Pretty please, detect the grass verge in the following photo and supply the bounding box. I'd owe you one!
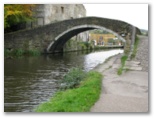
[35,71,102,112]
[117,55,128,75]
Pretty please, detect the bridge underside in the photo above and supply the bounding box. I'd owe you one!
[48,27,96,53]
[47,26,126,53]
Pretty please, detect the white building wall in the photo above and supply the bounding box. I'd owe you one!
[37,4,86,24]
[31,4,88,42]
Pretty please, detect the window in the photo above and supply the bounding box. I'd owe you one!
[61,7,64,13]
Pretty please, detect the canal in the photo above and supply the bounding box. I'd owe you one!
[4,49,123,112]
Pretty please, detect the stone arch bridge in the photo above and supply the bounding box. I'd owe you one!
[4,17,141,54]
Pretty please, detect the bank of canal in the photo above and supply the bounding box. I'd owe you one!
[4,49,123,112]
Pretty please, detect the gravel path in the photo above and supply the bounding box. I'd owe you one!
[134,35,149,71]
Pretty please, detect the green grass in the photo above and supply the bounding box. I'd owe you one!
[117,67,123,75]
[4,48,41,56]
[121,55,128,67]
[131,36,140,59]
[35,71,102,112]
[117,55,128,75]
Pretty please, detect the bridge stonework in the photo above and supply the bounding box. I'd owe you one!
[4,17,140,54]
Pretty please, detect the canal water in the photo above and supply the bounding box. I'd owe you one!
[4,49,123,112]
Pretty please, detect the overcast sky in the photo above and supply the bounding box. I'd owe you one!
[84,4,148,30]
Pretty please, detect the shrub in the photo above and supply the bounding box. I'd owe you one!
[60,68,87,90]
[83,42,90,48]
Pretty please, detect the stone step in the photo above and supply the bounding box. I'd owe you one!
[124,66,142,71]
[112,64,121,69]
[125,63,141,67]
[125,61,141,65]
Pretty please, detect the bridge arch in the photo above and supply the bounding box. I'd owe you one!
[47,24,126,53]
[5,17,140,54]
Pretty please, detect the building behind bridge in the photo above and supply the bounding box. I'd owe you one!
[29,4,86,26]
[89,33,123,46]
[26,4,88,43]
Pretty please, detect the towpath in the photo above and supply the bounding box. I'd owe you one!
[90,35,148,112]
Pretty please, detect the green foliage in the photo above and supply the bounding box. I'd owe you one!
[67,40,72,47]
[27,50,41,56]
[108,38,115,44]
[35,71,102,112]
[79,42,92,50]
[131,36,140,59]
[60,68,87,90]
[82,42,90,48]
[117,67,123,75]
[121,55,128,67]
[79,43,86,50]
[117,55,128,75]
[79,42,91,48]
[90,29,110,34]
[4,49,25,56]
[4,48,41,56]
[4,4,35,29]
[13,49,25,56]
[140,29,148,36]
[4,49,11,56]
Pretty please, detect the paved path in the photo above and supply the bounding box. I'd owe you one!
[90,35,148,112]
[134,35,149,71]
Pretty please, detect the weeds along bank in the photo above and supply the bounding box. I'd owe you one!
[4,41,93,57]
[117,36,140,75]
[35,68,102,112]
[4,49,41,57]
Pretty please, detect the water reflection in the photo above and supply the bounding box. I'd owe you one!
[84,49,123,71]
[4,49,123,112]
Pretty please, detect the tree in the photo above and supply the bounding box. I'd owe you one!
[4,4,35,29]
[108,38,114,43]
[108,38,117,45]
[89,29,110,34]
